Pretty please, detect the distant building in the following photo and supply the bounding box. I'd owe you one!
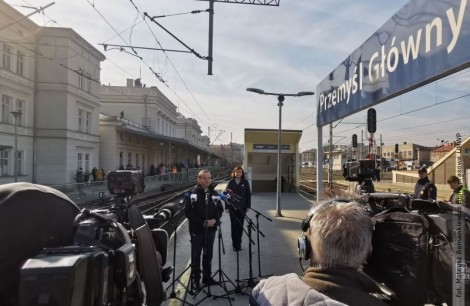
[381,142,431,168]
[0,2,105,184]
[210,143,244,166]
[301,149,316,166]
[430,143,455,163]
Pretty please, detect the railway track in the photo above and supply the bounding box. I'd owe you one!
[80,174,231,233]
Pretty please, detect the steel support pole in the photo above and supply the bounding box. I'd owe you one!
[276,95,284,217]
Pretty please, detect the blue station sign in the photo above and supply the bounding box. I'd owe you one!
[316,0,470,127]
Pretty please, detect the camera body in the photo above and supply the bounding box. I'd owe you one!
[363,193,470,305]
[19,205,169,306]
[343,159,375,181]
[107,170,145,196]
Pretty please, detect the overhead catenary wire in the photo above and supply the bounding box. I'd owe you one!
[84,0,214,132]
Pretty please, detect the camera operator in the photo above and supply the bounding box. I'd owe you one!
[414,167,437,200]
[184,170,224,290]
[447,175,470,208]
[251,200,387,306]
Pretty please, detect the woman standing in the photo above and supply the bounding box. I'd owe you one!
[226,166,252,251]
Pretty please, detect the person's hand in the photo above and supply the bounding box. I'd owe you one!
[207,219,217,227]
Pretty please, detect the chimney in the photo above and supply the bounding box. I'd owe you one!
[135,78,142,87]
[126,79,133,87]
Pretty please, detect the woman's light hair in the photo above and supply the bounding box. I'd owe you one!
[308,200,372,269]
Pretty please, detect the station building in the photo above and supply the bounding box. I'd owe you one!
[0,2,105,185]
[99,80,215,174]
[244,128,302,192]
[0,2,219,185]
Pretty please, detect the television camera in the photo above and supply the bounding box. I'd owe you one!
[0,176,174,306]
[362,193,470,305]
[342,159,376,181]
[343,159,376,194]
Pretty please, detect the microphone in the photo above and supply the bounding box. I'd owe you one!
[154,202,179,223]
[224,189,241,201]
[183,191,191,199]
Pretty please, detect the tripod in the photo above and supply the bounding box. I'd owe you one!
[225,199,255,295]
[208,223,235,303]
[250,207,273,278]
[165,208,195,306]
[242,217,258,288]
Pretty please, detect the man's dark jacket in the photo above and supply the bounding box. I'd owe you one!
[184,184,224,234]
[414,177,437,200]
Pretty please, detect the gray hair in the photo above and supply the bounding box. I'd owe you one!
[197,170,211,178]
[308,199,372,269]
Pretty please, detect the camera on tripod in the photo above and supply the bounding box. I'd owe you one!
[342,159,376,181]
[0,181,171,306]
[107,170,145,196]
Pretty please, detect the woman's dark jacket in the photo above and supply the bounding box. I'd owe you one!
[226,178,251,210]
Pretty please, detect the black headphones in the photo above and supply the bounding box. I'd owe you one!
[298,214,313,260]
[298,199,351,261]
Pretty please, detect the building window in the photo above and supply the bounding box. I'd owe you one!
[2,95,11,123]
[0,150,9,176]
[16,151,23,175]
[86,111,91,133]
[85,153,90,173]
[119,151,124,166]
[16,50,24,76]
[136,153,140,168]
[127,152,132,167]
[2,43,12,71]
[77,153,83,170]
[87,73,92,93]
[15,99,24,125]
[78,109,84,131]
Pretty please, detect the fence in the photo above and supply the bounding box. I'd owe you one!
[51,167,224,205]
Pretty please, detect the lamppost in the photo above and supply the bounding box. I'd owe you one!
[246,88,314,217]
[10,111,22,182]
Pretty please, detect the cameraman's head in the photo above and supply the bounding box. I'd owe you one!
[307,200,372,269]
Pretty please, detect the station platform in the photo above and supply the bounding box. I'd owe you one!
[162,190,316,306]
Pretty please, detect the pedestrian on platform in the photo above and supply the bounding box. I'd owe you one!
[96,167,104,181]
[91,167,97,182]
[75,168,86,198]
[251,199,387,306]
[226,166,251,251]
[447,175,470,208]
[184,170,224,290]
[413,167,437,200]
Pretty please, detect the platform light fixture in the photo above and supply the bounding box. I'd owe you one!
[246,88,314,217]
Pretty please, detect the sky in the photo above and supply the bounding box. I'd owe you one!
[8,0,470,151]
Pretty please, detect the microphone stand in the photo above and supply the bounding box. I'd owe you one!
[243,216,258,288]
[165,206,195,306]
[225,200,253,296]
[249,207,273,278]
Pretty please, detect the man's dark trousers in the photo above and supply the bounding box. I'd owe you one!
[190,231,216,282]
